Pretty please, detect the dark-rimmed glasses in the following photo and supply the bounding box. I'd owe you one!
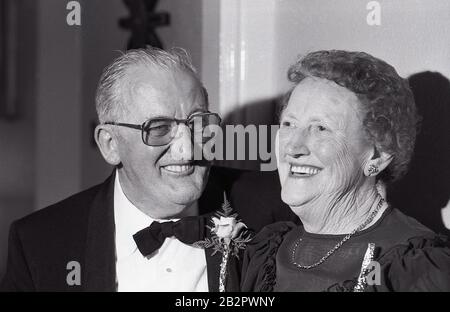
[103,112,221,146]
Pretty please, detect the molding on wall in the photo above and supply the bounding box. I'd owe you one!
[202,0,278,124]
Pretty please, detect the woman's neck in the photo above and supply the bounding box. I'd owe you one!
[298,183,385,235]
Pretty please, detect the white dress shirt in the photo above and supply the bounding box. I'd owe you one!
[114,172,208,292]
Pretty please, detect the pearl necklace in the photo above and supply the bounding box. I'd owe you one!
[291,197,385,270]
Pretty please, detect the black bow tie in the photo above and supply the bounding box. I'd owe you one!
[133,216,206,257]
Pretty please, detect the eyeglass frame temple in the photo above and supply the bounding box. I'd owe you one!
[103,112,221,129]
[165,112,222,127]
[103,121,143,130]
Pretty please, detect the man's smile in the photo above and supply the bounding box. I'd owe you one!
[161,163,195,176]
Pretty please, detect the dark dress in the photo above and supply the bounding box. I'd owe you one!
[241,207,450,292]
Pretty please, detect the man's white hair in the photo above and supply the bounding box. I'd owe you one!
[95,46,205,124]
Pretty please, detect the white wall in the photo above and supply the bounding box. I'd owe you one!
[273,0,450,93]
[205,0,450,171]
[204,0,450,112]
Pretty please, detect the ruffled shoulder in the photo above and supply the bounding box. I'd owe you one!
[369,235,450,292]
[241,221,297,292]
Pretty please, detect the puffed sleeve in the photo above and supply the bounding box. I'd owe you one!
[369,235,450,292]
[240,222,296,292]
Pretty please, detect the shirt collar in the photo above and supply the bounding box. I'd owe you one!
[114,172,155,260]
[113,170,199,260]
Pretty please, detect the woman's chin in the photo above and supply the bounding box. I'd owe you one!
[282,189,320,216]
[282,194,308,210]
[289,204,309,219]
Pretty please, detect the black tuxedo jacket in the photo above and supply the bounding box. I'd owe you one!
[0,167,298,292]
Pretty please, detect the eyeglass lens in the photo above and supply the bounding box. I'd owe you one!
[142,114,220,146]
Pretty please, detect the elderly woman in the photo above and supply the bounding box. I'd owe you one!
[241,50,450,292]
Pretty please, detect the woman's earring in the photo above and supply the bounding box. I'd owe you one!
[367,164,379,176]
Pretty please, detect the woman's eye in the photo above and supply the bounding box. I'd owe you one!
[309,124,329,134]
[281,121,292,127]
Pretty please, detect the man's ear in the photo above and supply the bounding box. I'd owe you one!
[363,147,393,177]
[94,125,121,166]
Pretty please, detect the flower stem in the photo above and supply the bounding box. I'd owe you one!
[219,245,230,292]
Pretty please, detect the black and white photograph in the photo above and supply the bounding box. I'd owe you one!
[0,0,449,300]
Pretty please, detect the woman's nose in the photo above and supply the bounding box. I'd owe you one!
[284,130,311,158]
[170,124,193,161]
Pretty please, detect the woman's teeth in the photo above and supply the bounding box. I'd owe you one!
[290,165,321,176]
[164,165,193,173]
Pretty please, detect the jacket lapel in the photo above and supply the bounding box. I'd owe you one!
[83,172,117,291]
[204,239,222,292]
[198,211,219,292]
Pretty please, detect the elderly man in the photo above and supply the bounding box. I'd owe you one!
[1,47,297,292]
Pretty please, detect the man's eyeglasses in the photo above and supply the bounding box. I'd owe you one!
[104,112,221,146]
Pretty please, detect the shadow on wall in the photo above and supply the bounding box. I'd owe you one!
[388,71,450,236]
[215,95,283,171]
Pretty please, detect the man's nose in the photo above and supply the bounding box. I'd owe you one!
[284,129,311,159]
[170,124,193,161]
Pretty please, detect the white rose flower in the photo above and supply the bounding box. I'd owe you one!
[212,216,246,245]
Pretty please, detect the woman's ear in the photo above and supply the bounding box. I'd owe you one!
[364,147,393,177]
[94,125,121,166]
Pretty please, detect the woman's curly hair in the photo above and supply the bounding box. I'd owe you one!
[284,50,419,183]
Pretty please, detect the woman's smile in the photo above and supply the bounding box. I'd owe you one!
[289,164,322,177]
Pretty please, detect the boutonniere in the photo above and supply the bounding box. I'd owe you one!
[194,192,253,292]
